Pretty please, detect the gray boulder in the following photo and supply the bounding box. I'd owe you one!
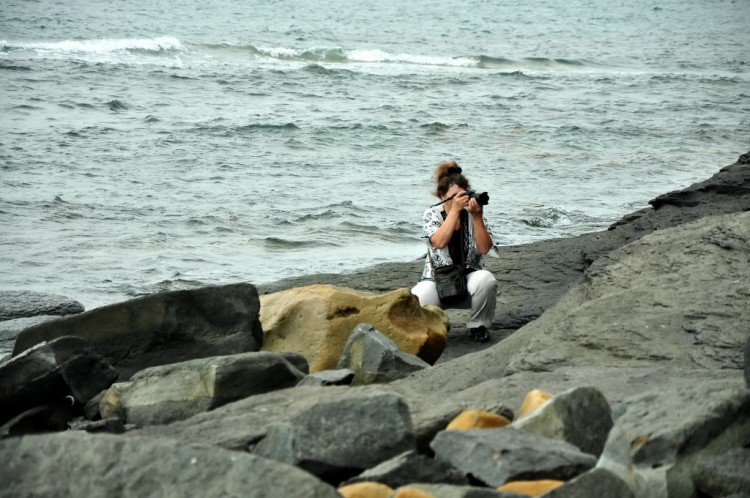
[512,386,612,457]
[0,291,84,322]
[430,427,596,487]
[692,448,750,498]
[99,352,307,426]
[598,383,750,498]
[337,323,430,385]
[542,468,635,498]
[254,391,415,480]
[11,283,264,379]
[0,336,118,425]
[344,450,468,488]
[0,432,340,498]
[298,368,355,387]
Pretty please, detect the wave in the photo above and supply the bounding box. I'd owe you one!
[263,236,339,250]
[199,42,594,70]
[519,206,607,230]
[1,36,596,72]
[1,36,184,54]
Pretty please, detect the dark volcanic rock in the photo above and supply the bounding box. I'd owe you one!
[11,283,264,380]
[254,391,415,482]
[1,402,74,438]
[100,352,308,426]
[0,336,118,425]
[430,427,597,487]
[0,291,84,322]
[512,386,613,457]
[337,323,431,385]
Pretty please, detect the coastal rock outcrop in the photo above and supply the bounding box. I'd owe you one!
[260,285,448,371]
[1,158,748,497]
[0,432,341,498]
[392,211,750,404]
[11,283,263,379]
[99,352,308,426]
[337,323,431,385]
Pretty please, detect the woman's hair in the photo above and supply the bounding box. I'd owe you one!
[434,160,470,198]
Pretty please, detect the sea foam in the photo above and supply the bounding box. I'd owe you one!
[1,36,184,54]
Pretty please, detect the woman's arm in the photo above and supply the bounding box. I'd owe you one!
[428,192,469,249]
[428,209,460,249]
[468,198,493,254]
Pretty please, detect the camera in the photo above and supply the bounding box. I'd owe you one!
[466,189,490,206]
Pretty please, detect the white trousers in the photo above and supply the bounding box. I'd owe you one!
[411,269,497,329]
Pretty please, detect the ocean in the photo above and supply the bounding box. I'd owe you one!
[1,0,748,310]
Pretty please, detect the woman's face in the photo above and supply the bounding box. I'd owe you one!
[442,183,465,201]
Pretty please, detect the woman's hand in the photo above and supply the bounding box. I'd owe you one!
[466,196,483,216]
[450,190,470,214]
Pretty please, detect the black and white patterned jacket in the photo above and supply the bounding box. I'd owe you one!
[419,205,496,280]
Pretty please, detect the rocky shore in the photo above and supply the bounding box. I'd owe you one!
[1,152,748,498]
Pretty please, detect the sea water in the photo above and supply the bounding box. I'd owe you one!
[1,0,748,309]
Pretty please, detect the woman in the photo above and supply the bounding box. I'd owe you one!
[411,161,497,342]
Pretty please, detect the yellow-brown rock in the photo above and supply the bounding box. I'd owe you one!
[260,285,449,372]
[446,409,511,430]
[390,488,436,498]
[517,389,553,420]
[497,480,564,496]
[338,481,393,498]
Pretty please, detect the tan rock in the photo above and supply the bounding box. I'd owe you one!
[390,488,436,498]
[260,285,449,372]
[497,480,564,496]
[338,481,394,498]
[446,409,511,430]
[517,389,552,420]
